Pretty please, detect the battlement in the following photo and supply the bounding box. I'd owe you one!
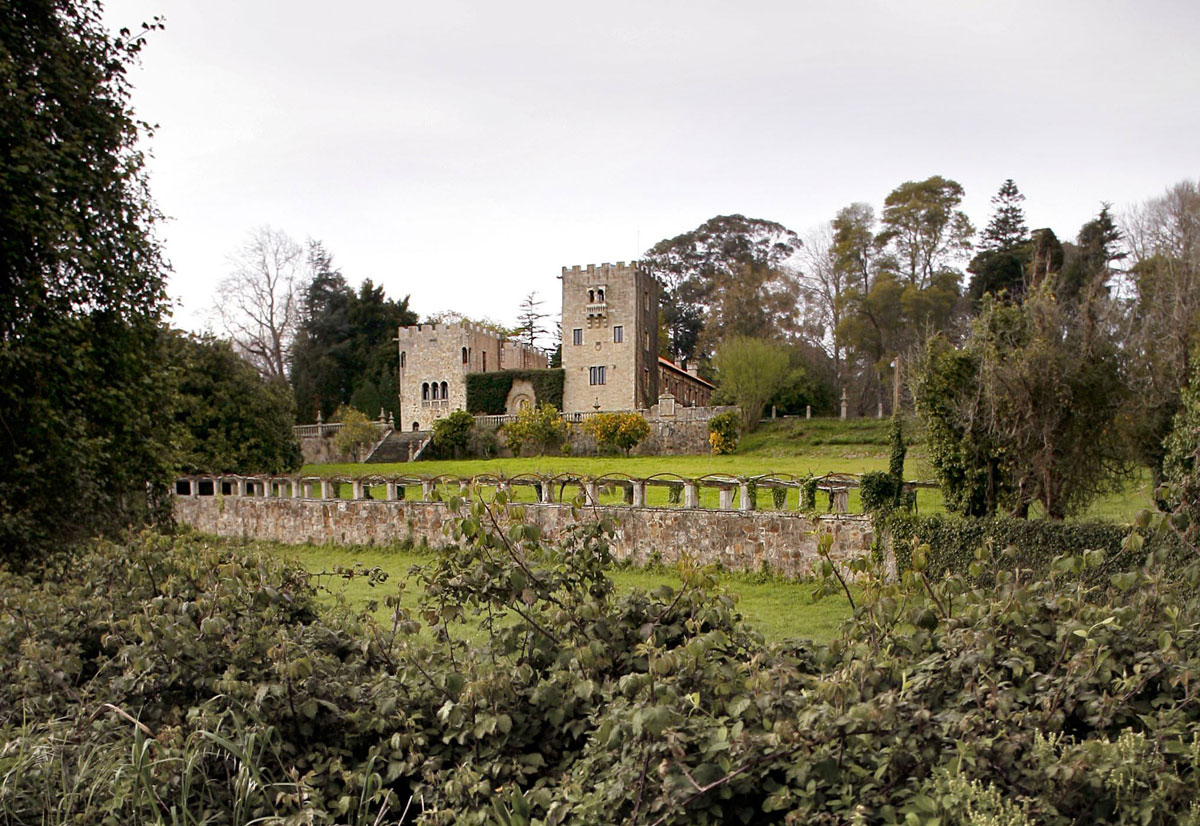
[561,261,647,278]
[396,321,505,340]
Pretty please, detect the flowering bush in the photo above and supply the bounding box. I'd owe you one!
[583,412,651,456]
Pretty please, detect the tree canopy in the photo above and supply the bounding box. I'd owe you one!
[0,0,172,560]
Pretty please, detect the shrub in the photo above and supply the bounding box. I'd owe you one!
[432,409,474,458]
[801,474,819,511]
[501,403,566,456]
[332,405,378,461]
[583,412,651,456]
[708,411,741,454]
[860,470,900,514]
[772,486,787,510]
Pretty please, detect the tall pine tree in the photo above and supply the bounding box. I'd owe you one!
[980,179,1029,252]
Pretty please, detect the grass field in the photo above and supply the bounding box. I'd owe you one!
[301,417,1151,521]
[283,541,853,644]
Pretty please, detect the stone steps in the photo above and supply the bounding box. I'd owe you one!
[365,430,431,463]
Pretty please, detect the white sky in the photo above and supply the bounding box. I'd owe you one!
[102,0,1200,332]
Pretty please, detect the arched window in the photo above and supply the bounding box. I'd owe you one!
[440,381,448,399]
[400,351,406,369]
[588,289,595,303]
[430,382,439,400]
[422,382,429,401]
[597,288,604,302]
[462,347,468,364]
[412,421,420,431]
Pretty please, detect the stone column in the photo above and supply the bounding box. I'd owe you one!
[840,389,848,420]
[585,480,599,506]
[806,405,811,420]
[540,478,554,503]
[352,479,365,500]
[188,477,198,498]
[632,481,646,507]
[719,486,733,510]
[385,480,398,500]
[320,479,333,499]
[293,478,304,499]
[738,480,752,512]
[236,477,248,497]
[683,481,698,508]
[421,480,433,501]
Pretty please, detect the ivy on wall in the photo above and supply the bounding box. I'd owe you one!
[465,369,564,414]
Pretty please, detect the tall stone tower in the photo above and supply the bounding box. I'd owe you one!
[561,261,659,413]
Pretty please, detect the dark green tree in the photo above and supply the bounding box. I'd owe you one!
[290,245,417,424]
[979,178,1029,252]
[642,214,801,363]
[1057,206,1125,303]
[0,0,172,561]
[967,179,1032,303]
[167,333,301,474]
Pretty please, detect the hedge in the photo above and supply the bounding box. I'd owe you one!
[465,369,564,414]
[885,513,1155,580]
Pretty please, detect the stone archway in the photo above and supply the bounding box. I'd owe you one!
[504,379,537,415]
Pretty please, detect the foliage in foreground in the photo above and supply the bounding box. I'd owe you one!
[2,511,1200,824]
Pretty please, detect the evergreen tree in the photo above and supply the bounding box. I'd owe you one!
[979,179,1029,252]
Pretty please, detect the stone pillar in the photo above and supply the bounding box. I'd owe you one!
[738,480,752,512]
[188,477,198,498]
[833,488,849,513]
[771,405,776,420]
[541,478,554,503]
[293,478,304,499]
[840,389,848,420]
[632,481,646,507]
[585,480,598,505]
[683,481,698,508]
[806,405,811,420]
[719,487,733,510]
[421,480,433,501]
[236,477,248,497]
[385,480,398,500]
[320,479,333,499]
[352,479,365,500]
[877,400,884,419]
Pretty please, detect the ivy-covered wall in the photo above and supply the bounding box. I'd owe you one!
[466,369,564,414]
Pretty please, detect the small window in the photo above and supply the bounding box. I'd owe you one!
[589,366,606,386]
[412,421,420,431]
[440,381,448,399]
[588,289,595,303]
[644,332,650,351]
[572,328,583,346]
[422,382,429,401]
[597,288,604,302]
[613,325,623,343]
[429,382,438,400]
[462,347,468,365]
[644,290,649,310]
[482,351,487,372]
[400,351,406,369]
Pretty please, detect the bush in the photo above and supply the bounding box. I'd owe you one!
[860,470,900,514]
[884,512,1174,580]
[5,511,1200,824]
[583,412,651,456]
[432,409,474,458]
[464,369,564,414]
[332,405,378,461]
[708,411,741,454]
[501,403,566,456]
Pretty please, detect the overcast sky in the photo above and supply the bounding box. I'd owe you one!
[102,0,1199,332]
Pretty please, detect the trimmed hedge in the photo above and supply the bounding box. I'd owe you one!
[886,513,1149,580]
[465,369,564,414]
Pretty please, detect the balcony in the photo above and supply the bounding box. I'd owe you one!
[586,302,607,316]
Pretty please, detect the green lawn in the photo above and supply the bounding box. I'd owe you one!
[299,418,1147,521]
[279,542,853,644]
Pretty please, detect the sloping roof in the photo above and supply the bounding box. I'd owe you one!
[658,356,715,389]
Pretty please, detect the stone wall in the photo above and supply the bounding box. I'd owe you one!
[173,495,877,579]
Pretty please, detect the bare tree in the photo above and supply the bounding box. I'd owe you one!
[798,224,848,395]
[215,226,306,380]
[515,291,550,351]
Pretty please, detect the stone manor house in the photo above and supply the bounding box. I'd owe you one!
[398,261,714,431]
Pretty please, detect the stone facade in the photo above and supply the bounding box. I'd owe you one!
[561,262,660,413]
[174,494,877,579]
[397,322,546,432]
[658,358,714,407]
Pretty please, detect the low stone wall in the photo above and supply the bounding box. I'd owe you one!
[173,495,877,579]
[298,433,352,465]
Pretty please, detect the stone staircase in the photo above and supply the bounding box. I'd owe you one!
[365,430,432,463]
